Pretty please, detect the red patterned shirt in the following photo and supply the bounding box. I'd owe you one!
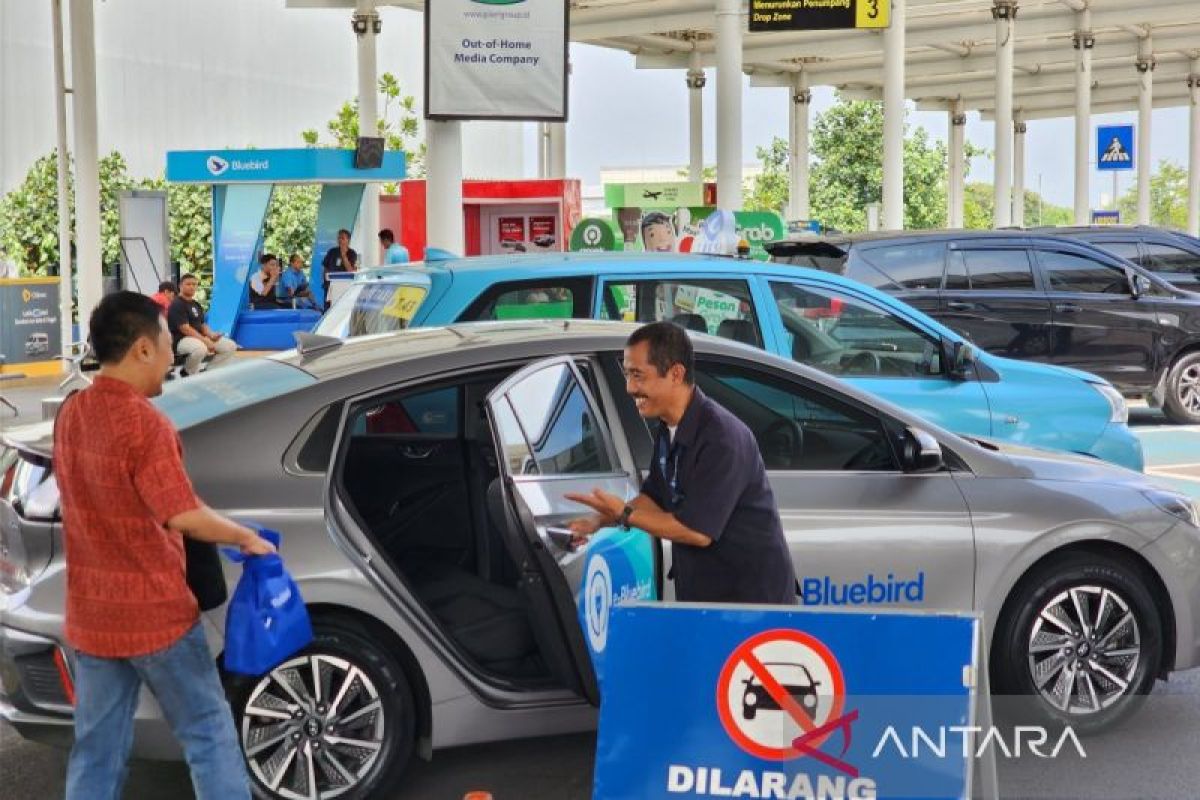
[54,376,202,657]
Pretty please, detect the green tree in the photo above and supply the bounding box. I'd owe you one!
[807,97,952,232]
[263,185,321,264]
[0,150,144,275]
[963,183,1074,229]
[675,165,718,181]
[1117,160,1189,228]
[303,71,424,183]
[744,137,790,214]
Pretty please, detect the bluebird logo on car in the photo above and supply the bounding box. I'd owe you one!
[801,572,926,607]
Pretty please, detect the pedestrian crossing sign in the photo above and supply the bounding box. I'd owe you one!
[1097,124,1135,172]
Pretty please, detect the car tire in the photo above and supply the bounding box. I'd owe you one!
[991,550,1161,734]
[231,614,417,800]
[1162,351,1200,425]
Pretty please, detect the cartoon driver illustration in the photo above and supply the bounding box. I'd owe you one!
[641,211,677,253]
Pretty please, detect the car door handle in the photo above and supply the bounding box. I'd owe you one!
[946,301,975,311]
[545,526,581,552]
[1054,303,1082,313]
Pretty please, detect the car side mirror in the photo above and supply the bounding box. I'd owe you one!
[1130,274,1151,298]
[945,339,977,380]
[900,427,944,474]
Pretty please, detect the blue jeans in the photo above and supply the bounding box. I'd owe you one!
[65,622,250,800]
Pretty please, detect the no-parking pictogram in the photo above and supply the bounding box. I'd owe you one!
[716,629,860,776]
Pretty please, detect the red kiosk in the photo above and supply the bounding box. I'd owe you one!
[382,179,583,261]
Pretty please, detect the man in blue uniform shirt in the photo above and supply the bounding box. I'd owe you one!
[568,321,796,604]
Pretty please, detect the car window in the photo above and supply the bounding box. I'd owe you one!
[1142,242,1200,275]
[857,242,946,290]
[501,362,614,475]
[1038,250,1130,294]
[952,249,1036,291]
[459,277,593,321]
[353,386,459,436]
[770,282,943,379]
[600,279,762,347]
[842,251,897,290]
[694,359,898,471]
[314,282,429,338]
[1092,240,1142,265]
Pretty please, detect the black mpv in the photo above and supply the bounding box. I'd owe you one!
[767,230,1200,424]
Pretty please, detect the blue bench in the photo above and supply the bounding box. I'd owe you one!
[231,308,322,350]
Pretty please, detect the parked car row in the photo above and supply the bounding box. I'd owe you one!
[767,227,1200,425]
[3,321,1199,800]
[312,251,1143,471]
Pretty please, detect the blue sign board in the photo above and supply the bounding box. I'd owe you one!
[594,604,979,800]
[1096,125,1135,172]
[166,148,406,184]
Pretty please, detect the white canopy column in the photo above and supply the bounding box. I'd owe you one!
[426,121,464,254]
[68,0,102,330]
[354,1,381,258]
[1073,12,1094,225]
[948,100,966,229]
[788,74,811,222]
[1013,116,1027,226]
[882,0,906,229]
[1189,65,1200,237]
[51,0,73,355]
[715,0,743,211]
[992,0,1017,228]
[687,49,706,182]
[1136,36,1155,225]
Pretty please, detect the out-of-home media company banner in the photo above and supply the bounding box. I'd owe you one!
[426,0,568,121]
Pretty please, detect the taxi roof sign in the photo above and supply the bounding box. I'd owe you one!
[749,0,891,32]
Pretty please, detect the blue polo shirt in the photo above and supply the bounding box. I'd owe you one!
[385,243,410,264]
[641,387,796,605]
[277,267,309,299]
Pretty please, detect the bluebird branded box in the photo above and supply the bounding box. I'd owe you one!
[593,603,982,800]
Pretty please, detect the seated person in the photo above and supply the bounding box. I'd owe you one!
[167,273,238,376]
[150,281,177,316]
[278,254,317,310]
[249,254,285,309]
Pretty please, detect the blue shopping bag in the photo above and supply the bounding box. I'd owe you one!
[222,528,313,676]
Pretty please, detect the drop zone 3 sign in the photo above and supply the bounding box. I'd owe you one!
[425,0,568,121]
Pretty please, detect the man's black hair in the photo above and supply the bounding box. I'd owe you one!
[158,281,178,293]
[89,291,165,365]
[338,228,352,239]
[259,253,278,266]
[627,321,694,385]
[378,228,395,244]
[180,273,198,284]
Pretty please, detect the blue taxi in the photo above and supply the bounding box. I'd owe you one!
[314,251,1143,471]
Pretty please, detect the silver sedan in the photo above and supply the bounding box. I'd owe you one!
[2,321,1198,800]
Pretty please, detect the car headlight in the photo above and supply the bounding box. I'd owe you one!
[1143,489,1200,528]
[1090,382,1129,424]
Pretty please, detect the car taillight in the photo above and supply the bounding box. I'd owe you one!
[0,502,33,595]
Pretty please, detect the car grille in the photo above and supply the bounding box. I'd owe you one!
[14,650,70,708]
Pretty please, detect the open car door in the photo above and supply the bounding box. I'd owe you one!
[485,356,656,704]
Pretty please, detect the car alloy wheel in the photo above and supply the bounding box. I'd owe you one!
[1174,361,1200,416]
[1163,352,1200,424]
[241,653,387,800]
[1026,585,1141,715]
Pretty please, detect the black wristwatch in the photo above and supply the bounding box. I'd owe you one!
[617,504,634,531]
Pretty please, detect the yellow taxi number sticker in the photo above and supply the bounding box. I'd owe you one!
[382,286,427,321]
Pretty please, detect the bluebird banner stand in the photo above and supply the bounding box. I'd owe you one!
[166,149,405,348]
[593,603,998,800]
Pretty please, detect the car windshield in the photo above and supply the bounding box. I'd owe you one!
[153,359,315,429]
[315,281,430,338]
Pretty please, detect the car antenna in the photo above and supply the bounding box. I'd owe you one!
[293,331,344,357]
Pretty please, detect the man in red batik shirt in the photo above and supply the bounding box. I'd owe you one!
[54,291,274,800]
